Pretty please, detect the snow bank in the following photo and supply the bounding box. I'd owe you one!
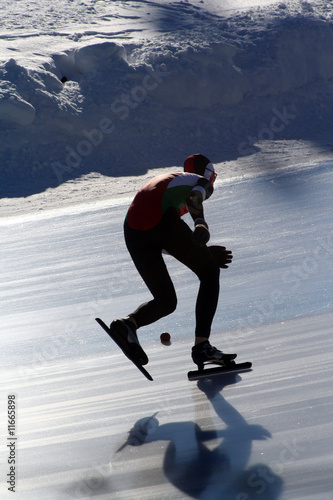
[1,0,333,198]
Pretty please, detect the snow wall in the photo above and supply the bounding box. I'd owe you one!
[1,2,333,197]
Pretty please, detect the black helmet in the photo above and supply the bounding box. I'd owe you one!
[184,153,216,183]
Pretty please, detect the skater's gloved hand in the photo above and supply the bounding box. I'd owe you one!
[208,245,233,268]
[193,218,210,246]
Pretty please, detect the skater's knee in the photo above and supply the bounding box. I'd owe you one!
[197,259,220,283]
[161,291,177,316]
[156,289,177,317]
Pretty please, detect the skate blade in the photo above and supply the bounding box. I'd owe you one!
[110,320,149,365]
[188,361,252,381]
[95,318,153,381]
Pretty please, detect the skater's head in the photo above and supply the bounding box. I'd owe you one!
[184,153,216,184]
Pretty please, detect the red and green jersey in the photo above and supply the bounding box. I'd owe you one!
[126,172,213,231]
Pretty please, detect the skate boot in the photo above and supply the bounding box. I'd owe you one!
[191,341,237,371]
[109,318,149,365]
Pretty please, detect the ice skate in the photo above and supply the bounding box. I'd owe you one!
[188,340,252,380]
[109,318,149,365]
[191,341,237,371]
[95,317,152,381]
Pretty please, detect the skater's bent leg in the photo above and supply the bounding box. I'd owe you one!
[161,216,220,342]
[194,260,220,341]
[129,272,177,328]
[124,223,177,328]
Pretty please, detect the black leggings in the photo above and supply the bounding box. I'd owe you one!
[124,209,220,338]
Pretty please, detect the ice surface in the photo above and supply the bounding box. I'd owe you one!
[1,161,333,499]
[0,1,333,499]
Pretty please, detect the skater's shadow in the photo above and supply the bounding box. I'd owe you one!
[194,373,284,498]
[116,374,283,499]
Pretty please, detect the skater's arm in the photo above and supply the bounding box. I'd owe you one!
[186,177,213,221]
[186,189,205,221]
[186,189,210,246]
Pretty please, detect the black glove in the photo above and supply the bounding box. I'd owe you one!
[208,245,233,268]
[193,218,210,246]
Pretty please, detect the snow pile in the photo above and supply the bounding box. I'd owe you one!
[0,0,333,198]
[1,4,333,499]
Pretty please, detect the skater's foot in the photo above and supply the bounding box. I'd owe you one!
[191,341,237,370]
[110,318,149,365]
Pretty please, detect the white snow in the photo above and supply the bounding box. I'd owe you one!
[0,1,333,499]
[1,0,333,208]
